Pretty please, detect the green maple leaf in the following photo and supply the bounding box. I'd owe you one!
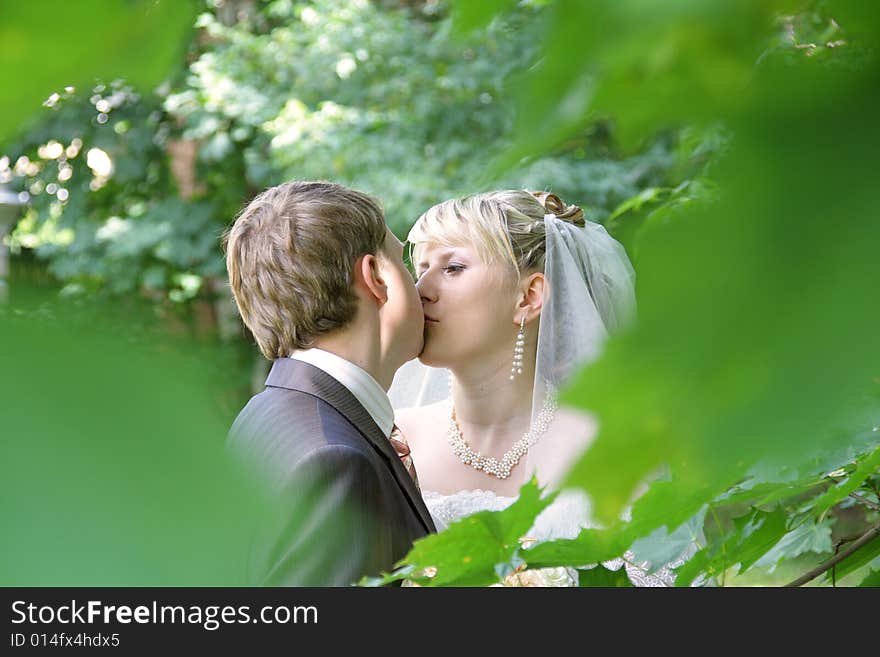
[754,518,835,572]
[395,478,556,587]
[578,565,634,588]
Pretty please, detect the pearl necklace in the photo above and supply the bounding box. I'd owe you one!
[447,385,557,480]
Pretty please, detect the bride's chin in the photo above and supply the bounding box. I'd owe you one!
[417,352,444,369]
[417,340,449,369]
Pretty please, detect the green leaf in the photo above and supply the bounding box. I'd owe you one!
[499,0,804,162]
[753,482,826,508]
[626,479,723,544]
[608,187,669,222]
[0,291,270,585]
[490,476,557,548]
[398,478,555,586]
[857,568,880,587]
[523,527,628,570]
[578,565,634,588]
[676,509,787,584]
[731,508,789,573]
[823,1,880,39]
[451,0,520,34]
[629,506,707,571]
[0,0,196,146]
[558,58,880,530]
[808,446,880,519]
[675,546,711,587]
[719,478,822,508]
[755,518,835,572]
[719,481,792,506]
[357,565,415,588]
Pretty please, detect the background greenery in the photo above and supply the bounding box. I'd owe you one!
[1,0,877,586]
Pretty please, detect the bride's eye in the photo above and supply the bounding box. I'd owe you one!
[444,264,465,274]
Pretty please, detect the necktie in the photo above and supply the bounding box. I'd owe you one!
[389,424,420,489]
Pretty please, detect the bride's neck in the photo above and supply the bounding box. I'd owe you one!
[450,357,535,437]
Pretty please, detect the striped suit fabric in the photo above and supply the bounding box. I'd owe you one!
[228,358,436,586]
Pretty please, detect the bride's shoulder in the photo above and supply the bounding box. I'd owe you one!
[553,406,600,450]
[394,400,449,446]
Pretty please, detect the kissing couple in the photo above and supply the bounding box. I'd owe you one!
[226,180,678,586]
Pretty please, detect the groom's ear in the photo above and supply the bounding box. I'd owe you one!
[356,253,389,305]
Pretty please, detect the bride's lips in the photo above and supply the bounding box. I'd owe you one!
[424,315,439,324]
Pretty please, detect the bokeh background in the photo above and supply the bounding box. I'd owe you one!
[1,0,877,586]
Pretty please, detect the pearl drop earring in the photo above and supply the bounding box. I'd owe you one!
[510,315,525,380]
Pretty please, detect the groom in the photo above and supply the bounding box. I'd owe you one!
[224,180,436,586]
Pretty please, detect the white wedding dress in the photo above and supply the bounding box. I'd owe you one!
[422,487,687,587]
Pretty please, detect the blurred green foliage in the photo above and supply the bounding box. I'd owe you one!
[0,286,270,585]
[1,0,878,586]
[0,0,196,146]
[0,0,266,586]
[366,0,880,587]
[2,0,694,302]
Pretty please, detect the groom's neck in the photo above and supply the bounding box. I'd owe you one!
[313,327,391,390]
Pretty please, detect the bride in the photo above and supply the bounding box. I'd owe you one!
[391,189,685,586]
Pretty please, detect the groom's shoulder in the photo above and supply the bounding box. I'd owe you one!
[228,386,381,496]
[231,384,314,427]
[227,385,373,463]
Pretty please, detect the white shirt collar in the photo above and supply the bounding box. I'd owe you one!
[289,348,394,437]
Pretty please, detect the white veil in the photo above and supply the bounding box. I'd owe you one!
[389,212,637,430]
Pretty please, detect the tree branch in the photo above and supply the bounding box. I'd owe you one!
[835,531,867,547]
[784,522,880,587]
[849,492,880,512]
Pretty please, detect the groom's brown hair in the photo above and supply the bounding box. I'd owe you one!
[223,181,387,359]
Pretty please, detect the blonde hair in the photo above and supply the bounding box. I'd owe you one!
[408,190,584,280]
[223,181,387,359]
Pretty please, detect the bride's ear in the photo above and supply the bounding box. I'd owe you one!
[516,272,545,323]
[356,254,388,305]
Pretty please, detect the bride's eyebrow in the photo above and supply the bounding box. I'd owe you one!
[417,248,467,269]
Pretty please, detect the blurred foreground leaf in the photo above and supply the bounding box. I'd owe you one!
[562,57,880,533]
[0,0,195,146]
[0,289,270,585]
[469,0,880,162]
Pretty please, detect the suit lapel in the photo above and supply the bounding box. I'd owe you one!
[266,358,436,533]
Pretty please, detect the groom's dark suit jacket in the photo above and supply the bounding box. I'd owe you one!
[228,358,435,586]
